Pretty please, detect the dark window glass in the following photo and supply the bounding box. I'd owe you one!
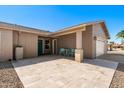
[45,45,49,49]
[45,40,49,44]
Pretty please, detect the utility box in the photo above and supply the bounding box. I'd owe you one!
[15,47,23,60]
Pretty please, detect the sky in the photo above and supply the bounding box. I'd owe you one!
[0,5,123,43]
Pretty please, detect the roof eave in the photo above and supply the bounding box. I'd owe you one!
[50,25,86,37]
[100,22,110,39]
[0,21,51,36]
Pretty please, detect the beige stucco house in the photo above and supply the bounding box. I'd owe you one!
[0,21,110,62]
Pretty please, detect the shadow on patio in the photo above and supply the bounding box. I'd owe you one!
[12,55,75,67]
[11,55,118,71]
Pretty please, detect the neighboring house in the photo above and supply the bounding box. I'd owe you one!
[0,21,110,62]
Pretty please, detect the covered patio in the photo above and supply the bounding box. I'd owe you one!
[51,24,86,63]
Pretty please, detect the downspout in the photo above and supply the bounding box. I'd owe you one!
[17,31,21,47]
[13,24,23,60]
[13,24,21,47]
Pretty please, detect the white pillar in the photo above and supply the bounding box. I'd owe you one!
[76,31,82,49]
[75,31,83,63]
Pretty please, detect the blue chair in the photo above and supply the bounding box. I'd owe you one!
[66,48,71,56]
[59,48,66,56]
[71,48,75,57]
[66,48,75,57]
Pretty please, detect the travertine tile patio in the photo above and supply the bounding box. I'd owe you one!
[12,55,118,88]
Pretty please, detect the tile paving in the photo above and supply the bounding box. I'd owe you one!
[12,55,118,88]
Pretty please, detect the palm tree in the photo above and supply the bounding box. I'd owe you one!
[116,30,124,43]
[116,30,124,50]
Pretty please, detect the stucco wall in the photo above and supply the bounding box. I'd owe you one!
[0,29,13,61]
[57,33,76,53]
[13,31,38,58]
[93,23,107,41]
[82,25,93,58]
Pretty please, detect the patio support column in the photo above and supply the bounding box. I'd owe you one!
[75,31,83,63]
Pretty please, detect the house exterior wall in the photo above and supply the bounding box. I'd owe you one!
[57,33,76,53]
[0,22,109,61]
[0,29,13,61]
[93,23,108,58]
[13,31,38,58]
[82,25,93,58]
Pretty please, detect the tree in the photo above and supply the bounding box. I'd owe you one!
[116,30,124,50]
[116,30,124,44]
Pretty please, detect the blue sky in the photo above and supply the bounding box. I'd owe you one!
[0,5,123,43]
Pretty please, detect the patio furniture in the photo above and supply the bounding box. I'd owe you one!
[66,48,75,57]
[71,48,75,57]
[59,48,66,56]
[66,48,71,56]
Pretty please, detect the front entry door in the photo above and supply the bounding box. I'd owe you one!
[38,40,43,56]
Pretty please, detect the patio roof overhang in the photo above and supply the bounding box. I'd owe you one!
[49,21,110,39]
[49,24,86,37]
[0,21,110,39]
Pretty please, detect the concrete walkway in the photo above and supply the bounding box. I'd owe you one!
[12,55,118,88]
[98,49,124,64]
[98,49,124,88]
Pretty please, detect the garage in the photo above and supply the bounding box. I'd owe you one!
[96,40,105,57]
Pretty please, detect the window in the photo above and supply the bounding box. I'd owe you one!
[45,40,49,44]
[45,45,49,49]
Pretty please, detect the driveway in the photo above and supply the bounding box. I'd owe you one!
[98,49,124,88]
[98,49,124,64]
[12,55,118,88]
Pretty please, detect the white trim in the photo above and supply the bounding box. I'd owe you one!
[52,40,54,54]
[55,39,57,54]
[52,39,57,54]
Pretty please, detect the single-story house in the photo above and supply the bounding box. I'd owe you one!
[0,21,110,62]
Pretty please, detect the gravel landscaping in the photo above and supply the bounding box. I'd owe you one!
[0,61,23,88]
[110,63,124,88]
